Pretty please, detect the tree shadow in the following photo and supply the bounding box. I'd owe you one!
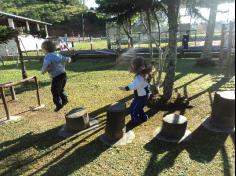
[1,124,106,176]
[220,146,232,176]
[0,126,64,162]
[89,94,133,119]
[0,95,133,175]
[186,125,229,163]
[144,125,230,176]
[144,138,185,175]
[146,94,193,119]
[40,135,109,176]
[188,77,233,101]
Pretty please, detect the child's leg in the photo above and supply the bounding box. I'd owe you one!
[51,77,63,108]
[138,97,149,120]
[130,98,145,123]
[130,99,139,122]
[60,74,68,104]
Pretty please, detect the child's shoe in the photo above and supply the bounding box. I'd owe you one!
[54,105,63,112]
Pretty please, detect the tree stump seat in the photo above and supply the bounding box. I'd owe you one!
[100,102,135,146]
[105,102,126,141]
[155,114,192,143]
[65,108,90,131]
[203,91,235,133]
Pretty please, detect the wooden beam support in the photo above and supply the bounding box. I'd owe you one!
[0,87,10,120]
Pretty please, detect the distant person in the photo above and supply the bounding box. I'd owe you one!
[182,30,190,50]
[119,57,152,124]
[41,40,71,112]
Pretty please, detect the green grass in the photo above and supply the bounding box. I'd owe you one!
[74,40,108,50]
[0,59,235,176]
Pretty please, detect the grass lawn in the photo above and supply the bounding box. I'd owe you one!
[0,58,235,176]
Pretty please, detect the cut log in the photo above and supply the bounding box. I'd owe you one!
[105,102,126,141]
[204,91,235,132]
[65,108,90,131]
[160,114,187,140]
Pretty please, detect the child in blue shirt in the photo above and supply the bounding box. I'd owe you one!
[41,40,71,112]
[120,57,152,124]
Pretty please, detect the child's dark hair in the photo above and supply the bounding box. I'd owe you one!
[132,57,152,76]
[41,40,56,53]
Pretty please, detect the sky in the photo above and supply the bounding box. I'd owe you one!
[85,0,98,9]
[85,1,235,23]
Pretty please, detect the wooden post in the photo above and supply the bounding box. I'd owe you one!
[226,22,234,76]
[34,76,41,106]
[0,87,10,120]
[10,86,16,101]
[15,37,28,79]
[44,25,48,38]
[219,24,226,65]
[90,36,93,51]
[26,21,30,32]
[36,24,40,31]
[8,18,15,29]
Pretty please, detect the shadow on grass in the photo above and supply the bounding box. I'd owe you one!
[0,126,64,161]
[41,135,109,176]
[144,125,231,176]
[0,95,133,175]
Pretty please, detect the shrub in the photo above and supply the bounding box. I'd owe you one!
[0,25,19,44]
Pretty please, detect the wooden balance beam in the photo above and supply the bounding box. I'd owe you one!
[0,76,44,120]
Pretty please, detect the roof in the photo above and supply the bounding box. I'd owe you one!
[0,11,52,26]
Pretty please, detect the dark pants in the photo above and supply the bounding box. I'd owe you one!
[130,96,149,122]
[51,73,68,108]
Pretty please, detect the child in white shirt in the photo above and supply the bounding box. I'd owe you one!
[120,57,152,124]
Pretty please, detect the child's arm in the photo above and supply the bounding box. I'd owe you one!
[41,56,51,74]
[119,77,142,91]
[62,56,71,63]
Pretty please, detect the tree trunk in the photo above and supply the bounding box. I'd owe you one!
[15,37,27,79]
[200,3,218,61]
[163,0,180,101]
[219,24,226,65]
[106,22,111,49]
[146,10,154,61]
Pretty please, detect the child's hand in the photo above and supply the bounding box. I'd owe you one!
[119,87,126,91]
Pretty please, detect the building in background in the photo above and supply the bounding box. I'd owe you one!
[0,11,52,56]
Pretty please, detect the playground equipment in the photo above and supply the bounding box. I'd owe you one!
[58,107,99,138]
[203,91,235,133]
[65,108,90,131]
[100,102,135,146]
[154,114,192,143]
[0,76,45,121]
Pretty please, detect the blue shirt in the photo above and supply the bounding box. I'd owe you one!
[42,52,71,78]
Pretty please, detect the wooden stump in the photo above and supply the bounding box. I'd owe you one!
[105,102,126,141]
[203,91,235,133]
[155,114,192,143]
[65,108,90,131]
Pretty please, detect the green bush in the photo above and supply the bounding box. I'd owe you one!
[0,25,19,44]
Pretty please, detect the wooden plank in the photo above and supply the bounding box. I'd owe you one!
[0,87,10,119]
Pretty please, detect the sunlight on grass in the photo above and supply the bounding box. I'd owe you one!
[0,58,235,176]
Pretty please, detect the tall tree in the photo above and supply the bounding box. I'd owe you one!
[96,0,136,47]
[162,0,181,101]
